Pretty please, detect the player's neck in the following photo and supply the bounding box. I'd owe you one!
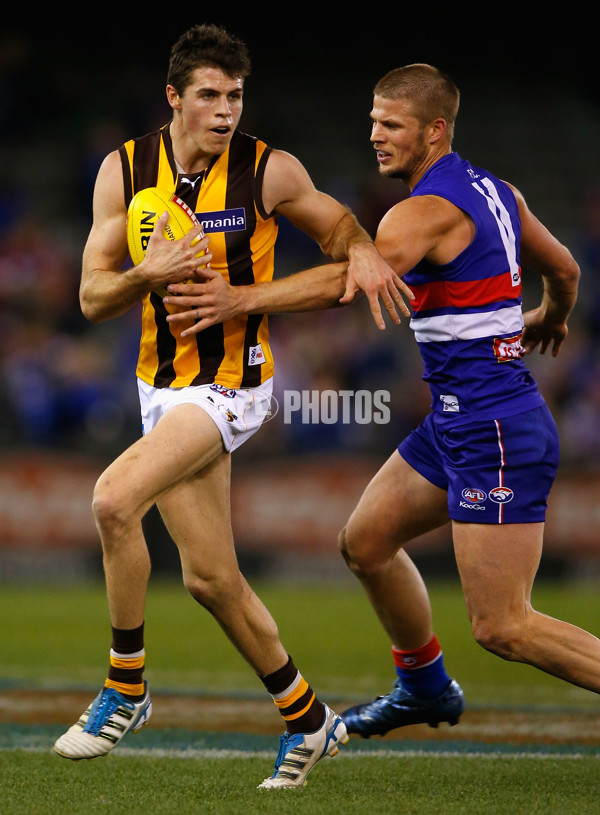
[407,146,452,191]
[169,122,214,174]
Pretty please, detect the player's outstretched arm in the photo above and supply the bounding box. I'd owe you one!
[166,148,414,333]
[164,262,348,337]
[264,150,413,329]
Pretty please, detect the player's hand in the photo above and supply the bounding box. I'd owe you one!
[339,243,413,330]
[522,306,568,357]
[164,268,241,337]
[140,213,209,290]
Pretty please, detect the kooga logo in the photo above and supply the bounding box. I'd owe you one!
[197,207,246,233]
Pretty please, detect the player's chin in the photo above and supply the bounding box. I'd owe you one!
[378,164,404,180]
[209,130,234,151]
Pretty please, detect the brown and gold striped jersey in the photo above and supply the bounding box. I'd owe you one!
[120,125,278,389]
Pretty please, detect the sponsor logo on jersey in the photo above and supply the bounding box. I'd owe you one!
[197,207,246,233]
[461,488,487,503]
[493,333,525,363]
[248,344,265,366]
[440,394,460,412]
[489,486,514,503]
[180,176,202,191]
[210,383,237,398]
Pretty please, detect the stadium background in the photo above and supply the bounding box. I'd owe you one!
[0,17,598,583]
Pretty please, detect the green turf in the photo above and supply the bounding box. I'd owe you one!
[3,578,600,814]
[3,577,600,707]
[2,750,600,815]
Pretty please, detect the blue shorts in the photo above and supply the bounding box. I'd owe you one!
[398,405,560,524]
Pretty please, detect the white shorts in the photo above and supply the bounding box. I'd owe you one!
[137,377,274,453]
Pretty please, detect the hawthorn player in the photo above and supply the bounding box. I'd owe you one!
[53,23,411,789]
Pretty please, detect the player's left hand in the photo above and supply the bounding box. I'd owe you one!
[522,305,569,357]
[164,268,240,337]
[339,243,413,330]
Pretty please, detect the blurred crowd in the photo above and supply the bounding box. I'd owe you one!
[1,180,599,472]
[1,33,599,472]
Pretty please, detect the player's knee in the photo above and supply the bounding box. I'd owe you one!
[338,524,374,576]
[183,570,239,612]
[471,616,523,661]
[338,525,350,559]
[338,524,359,571]
[92,475,136,537]
[183,575,211,608]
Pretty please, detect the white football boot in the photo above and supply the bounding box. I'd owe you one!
[54,681,152,760]
[258,705,348,789]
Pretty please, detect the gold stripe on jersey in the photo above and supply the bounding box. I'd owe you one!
[120,125,277,389]
[139,298,160,378]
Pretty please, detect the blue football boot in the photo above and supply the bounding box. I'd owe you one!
[341,678,465,738]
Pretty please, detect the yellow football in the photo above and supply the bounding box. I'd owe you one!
[126,187,207,298]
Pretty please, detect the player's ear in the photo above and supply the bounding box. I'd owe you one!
[429,118,447,144]
[166,85,181,111]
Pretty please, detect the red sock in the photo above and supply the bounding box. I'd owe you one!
[392,635,450,699]
[392,635,442,670]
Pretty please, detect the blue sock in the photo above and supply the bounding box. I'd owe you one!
[392,637,451,700]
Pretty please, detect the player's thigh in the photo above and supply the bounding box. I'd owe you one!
[344,449,449,560]
[157,450,238,582]
[96,403,224,518]
[452,520,545,627]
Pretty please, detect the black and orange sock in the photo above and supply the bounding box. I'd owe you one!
[104,623,146,701]
[261,655,325,735]
[392,635,450,700]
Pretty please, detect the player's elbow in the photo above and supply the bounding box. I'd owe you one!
[546,249,580,293]
[565,255,581,287]
[80,302,99,323]
[80,295,103,323]
[79,283,114,323]
[555,254,581,306]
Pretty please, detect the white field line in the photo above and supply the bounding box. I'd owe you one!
[3,745,597,761]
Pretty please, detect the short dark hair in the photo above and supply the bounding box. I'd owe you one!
[167,24,251,94]
[374,64,460,142]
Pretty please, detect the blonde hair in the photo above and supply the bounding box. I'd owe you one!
[374,64,460,143]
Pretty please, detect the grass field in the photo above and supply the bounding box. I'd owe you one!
[2,577,600,814]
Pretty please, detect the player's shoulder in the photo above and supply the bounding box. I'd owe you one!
[92,149,127,215]
[95,149,126,189]
[261,147,317,213]
[502,180,525,208]
[98,148,123,174]
[263,146,306,175]
[383,192,462,232]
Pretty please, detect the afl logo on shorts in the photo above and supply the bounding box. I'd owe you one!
[461,488,487,503]
[210,383,237,398]
[489,487,514,503]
